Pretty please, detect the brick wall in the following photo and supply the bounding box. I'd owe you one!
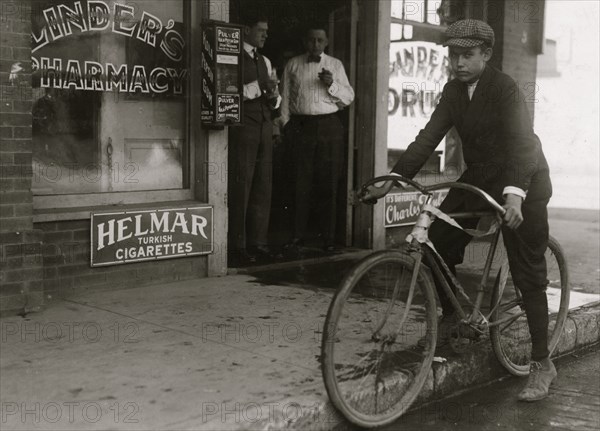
[501,0,542,122]
[0,2,209,315]
[38,220,208,298]
[0,0,44,315]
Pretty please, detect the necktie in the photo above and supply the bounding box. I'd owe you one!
[467,82,477,100]
[253,49,258,62]
[307,55,321,63]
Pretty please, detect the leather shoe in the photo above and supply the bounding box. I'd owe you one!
[517,359,557,402]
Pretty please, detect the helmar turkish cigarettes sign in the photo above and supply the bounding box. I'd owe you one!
[384,190,448,228]
[91,207,213,266]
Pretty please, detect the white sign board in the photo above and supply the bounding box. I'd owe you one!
[388,41,451,152]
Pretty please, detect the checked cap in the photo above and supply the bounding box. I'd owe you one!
[443,19,495,48]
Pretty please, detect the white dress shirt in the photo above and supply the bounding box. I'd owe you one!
[242,42,281,108]
[467,80,478,100]
[468,79,526,200]
[280,52,354,126]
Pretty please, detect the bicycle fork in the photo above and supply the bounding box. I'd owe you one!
[371,202,433,343]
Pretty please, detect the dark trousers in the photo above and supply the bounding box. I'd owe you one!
[430,198,550,361]
[286,113,344,244]
[228,119,273,251]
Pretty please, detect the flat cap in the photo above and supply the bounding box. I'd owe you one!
[443,19,495,48]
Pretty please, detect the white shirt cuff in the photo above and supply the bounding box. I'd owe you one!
[244,80,261,100]
[328,81,339,97]
[503,186,527,199]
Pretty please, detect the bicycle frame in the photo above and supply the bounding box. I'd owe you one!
[406,205,526,333]
[360,175,527,335]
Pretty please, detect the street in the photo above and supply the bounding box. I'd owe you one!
[386,347,600,431]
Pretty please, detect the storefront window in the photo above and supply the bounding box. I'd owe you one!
[391,0,445,25]
[387,0,456,172]
[31,0,189,195]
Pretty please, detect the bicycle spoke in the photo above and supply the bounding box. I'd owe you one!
[490,236,569,376]
[322,250,438,426]
[498,312,526,333]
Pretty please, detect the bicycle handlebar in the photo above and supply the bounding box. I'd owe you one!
[360,174,507,217]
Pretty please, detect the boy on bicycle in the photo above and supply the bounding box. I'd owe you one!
[362,19,554,402]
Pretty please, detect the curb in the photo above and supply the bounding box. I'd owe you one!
[260,301,600,431]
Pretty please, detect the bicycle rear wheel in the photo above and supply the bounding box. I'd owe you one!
[490,235,570,376]
[321,249,438,428]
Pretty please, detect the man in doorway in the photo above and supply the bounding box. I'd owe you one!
[280,25,354,253]
[361,19,555,402]
[228,12,280,265]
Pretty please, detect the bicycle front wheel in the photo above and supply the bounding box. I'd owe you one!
[490,235,570,376]
[321,249,438,428]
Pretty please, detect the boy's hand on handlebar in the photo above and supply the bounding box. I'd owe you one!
[358,181,394,205]
[502,194,524,230]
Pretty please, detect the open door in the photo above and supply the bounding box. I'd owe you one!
[328,1,358,247]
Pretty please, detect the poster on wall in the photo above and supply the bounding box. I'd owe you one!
[201,21,243,126]
[384,190,448,228]
[91,206,213,267]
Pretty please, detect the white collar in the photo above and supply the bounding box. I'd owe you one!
[306,52,327,60]
[244,42,258,56]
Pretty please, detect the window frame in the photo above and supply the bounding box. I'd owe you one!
[31,0,196,214]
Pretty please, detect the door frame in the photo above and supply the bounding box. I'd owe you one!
[353,0,391,250]
[328,0,359,247]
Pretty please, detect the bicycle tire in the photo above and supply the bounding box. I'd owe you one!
[321,249,438,427]
[490,235,570,376]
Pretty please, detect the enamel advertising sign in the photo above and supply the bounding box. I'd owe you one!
[201,21,243,126]
[384,190,448,228]
[91,206,213,266]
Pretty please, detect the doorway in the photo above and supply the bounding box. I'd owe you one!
[229,0,357,262]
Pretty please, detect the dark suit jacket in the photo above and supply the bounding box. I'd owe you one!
[392,65,552,211]
[242,50,274,124]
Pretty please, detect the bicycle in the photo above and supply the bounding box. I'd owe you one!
[320,175,570,428]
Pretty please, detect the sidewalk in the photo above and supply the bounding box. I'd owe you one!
[1,250,599,430]
[0,271,341,431]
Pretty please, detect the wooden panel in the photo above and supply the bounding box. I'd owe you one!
[353,0,391,249]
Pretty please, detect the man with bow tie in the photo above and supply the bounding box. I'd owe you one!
[228,12,281,266]
[280,25,354,253]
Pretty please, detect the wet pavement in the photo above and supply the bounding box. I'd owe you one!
[0,207,598,430]
[1,254,597,430]
[0,275,335,430]
[386,346,600,431]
